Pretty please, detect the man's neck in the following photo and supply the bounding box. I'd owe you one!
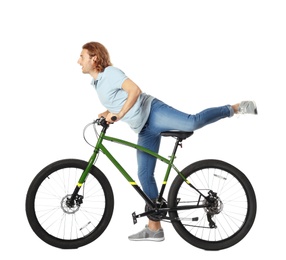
[90,70,99,80]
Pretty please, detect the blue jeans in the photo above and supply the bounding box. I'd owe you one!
[137,98,233,199]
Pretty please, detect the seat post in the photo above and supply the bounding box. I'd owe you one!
[171,138,183,158]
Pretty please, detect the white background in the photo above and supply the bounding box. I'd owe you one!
[1,0,285,259]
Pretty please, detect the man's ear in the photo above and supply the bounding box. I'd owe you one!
[92,56,97,62]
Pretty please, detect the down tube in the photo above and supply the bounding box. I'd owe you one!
[99,144,155,206]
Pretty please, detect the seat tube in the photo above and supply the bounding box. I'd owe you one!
[158,139,181,201]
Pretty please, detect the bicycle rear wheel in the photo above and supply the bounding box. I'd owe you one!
[168,159,256,250]
[26,159,114,249]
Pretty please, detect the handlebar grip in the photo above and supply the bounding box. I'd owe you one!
[111,116,117,121]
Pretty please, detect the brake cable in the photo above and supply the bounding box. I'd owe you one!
[83,120,99,148]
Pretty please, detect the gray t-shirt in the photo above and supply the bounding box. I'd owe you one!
[91,66,154,133]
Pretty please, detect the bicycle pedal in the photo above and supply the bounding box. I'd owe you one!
[132,212,137,224]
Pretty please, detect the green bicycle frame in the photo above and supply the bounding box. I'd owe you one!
[71,122,198,208]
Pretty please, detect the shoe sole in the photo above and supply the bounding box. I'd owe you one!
[128,237,165,242]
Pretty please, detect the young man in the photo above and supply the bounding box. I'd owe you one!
[78,41,258,242]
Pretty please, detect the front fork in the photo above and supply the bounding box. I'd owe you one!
[66,127,106,208]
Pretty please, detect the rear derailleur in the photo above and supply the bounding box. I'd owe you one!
[204,191,223,228]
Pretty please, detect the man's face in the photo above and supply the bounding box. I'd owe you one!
[77,49,96,74]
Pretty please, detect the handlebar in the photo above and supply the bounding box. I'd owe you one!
[96,116,117,127]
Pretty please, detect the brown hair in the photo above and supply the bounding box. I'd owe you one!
[82,42,112,72]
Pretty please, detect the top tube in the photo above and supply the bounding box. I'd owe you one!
[103,135,170,164]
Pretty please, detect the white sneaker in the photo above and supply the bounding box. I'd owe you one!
[128,225,165,242]
[238,101,258,115]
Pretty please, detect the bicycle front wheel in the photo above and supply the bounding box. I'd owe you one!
[26,159,114,249]
[168,159,256,250]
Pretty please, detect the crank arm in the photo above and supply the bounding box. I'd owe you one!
[132,210,156,224]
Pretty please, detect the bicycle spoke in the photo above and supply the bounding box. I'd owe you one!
[34,167,106,240]
[175,166,249,242]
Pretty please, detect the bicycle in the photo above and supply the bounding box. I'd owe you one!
[26,117,257,250]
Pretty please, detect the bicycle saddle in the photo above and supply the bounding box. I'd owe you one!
[160,131,194,140]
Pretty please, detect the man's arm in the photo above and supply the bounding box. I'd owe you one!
[106,78,142,123]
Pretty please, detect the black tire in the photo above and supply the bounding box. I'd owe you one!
[26,159,114,249]
[168,159,256,250]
